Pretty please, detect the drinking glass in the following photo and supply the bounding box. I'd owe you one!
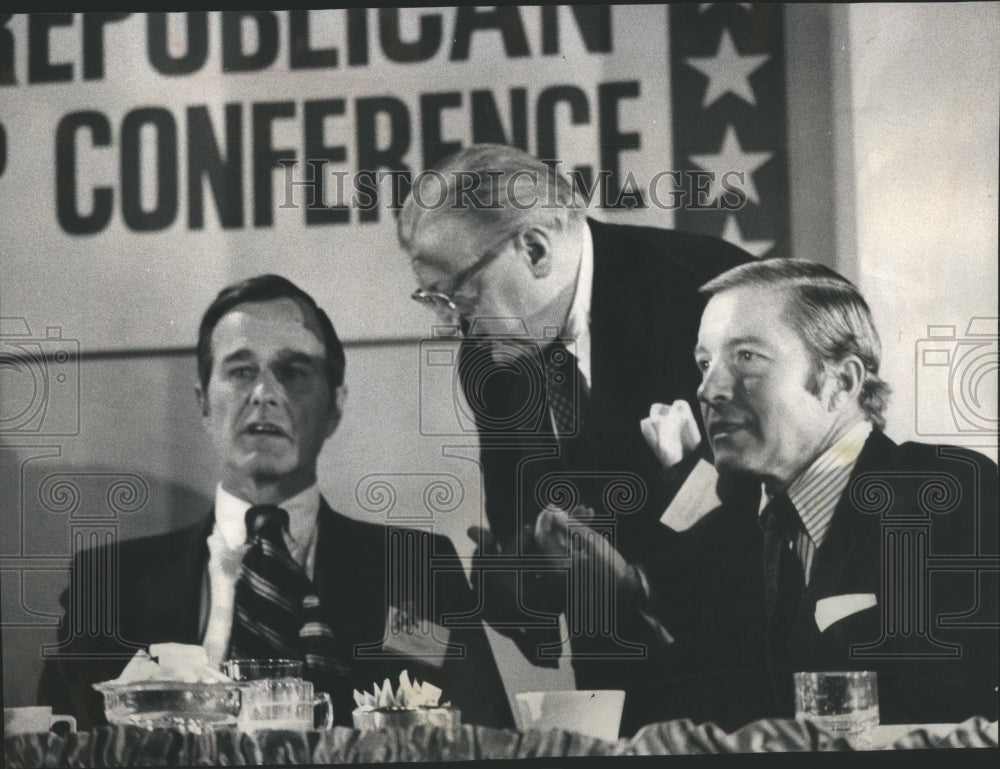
[221,658,303,681]
[237,678,333,732]
[794,671,879,748]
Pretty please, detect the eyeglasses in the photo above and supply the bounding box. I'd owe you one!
[410,232,518,322]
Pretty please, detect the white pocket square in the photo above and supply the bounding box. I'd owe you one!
[814,593,877,632]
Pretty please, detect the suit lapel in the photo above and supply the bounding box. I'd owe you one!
[127,513,213,644]
[587,218,651,414]
[808,431,895,597]
[312,499,351,616]
[312,498,382,648]
[790,432,895,657]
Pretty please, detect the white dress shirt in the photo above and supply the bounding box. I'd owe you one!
[562,220,595,391]
[759,420,874,584]
[201,484,321,668]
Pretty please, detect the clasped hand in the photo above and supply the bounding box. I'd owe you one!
[533,505,643,598]
[468,504,645,612]
[640,400,702,469]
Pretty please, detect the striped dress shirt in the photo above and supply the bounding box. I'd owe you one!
[760,420,873,584]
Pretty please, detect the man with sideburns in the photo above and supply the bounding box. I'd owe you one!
[619,259,999,728]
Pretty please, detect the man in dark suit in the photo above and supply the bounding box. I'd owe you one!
[627,259,999,729]
[397,143,751,734]
[38,274,513,731]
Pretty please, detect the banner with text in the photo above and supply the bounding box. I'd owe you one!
[0,7,788,348]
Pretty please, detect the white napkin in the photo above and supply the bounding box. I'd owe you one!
[382,605,451,667]
[815,593,878,632]
[659,459,721,532]
[111,644,230,684]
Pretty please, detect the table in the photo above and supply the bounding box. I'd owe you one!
[5,716,997,766]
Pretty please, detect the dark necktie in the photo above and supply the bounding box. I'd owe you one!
[229,506,351,682]
[761,493,805,652]
[544,340,586,438]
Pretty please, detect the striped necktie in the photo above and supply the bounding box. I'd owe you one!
[229,505,351,683]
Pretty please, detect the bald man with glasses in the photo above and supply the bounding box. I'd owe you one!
[398,144,751,735]
[410,231,521,326]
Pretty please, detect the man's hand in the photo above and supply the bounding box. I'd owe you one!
[640,400,702,469]
[466,522,564,619]
[533,506,646,602]
[532,507,676,649]
[467,522,539,560]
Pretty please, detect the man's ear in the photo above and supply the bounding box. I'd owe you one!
[325,384,347,437]
[518,227,554,278]
[830,356,865,409]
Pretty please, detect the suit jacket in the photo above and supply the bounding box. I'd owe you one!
[458,217,751,734]
[642,430,1000,731]
[37,498,514,731]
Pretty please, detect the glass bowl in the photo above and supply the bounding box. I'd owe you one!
[93,680,243,734]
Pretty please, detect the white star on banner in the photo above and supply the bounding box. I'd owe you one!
[686,29,770,108]
[721,214,774,258]
[689,125,772,205]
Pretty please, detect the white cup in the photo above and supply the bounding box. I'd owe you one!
[4,706,76,735]
[515,690,625,742]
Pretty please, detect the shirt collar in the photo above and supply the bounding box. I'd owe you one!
[213,484,320,551]
[759,420,873,547]
[560,221,594,388]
